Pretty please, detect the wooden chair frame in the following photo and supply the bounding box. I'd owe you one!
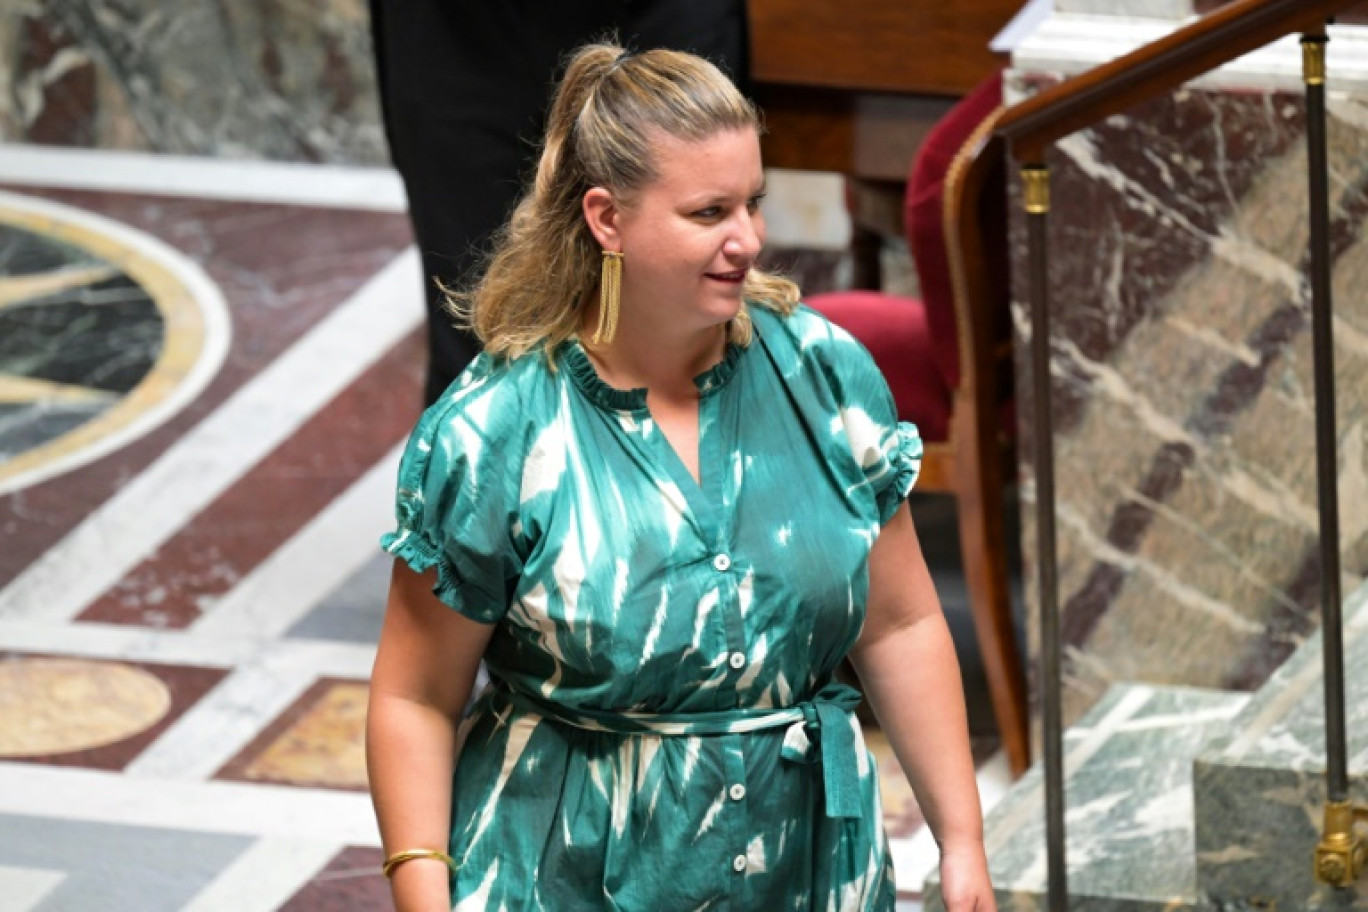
[921,107,1031,777]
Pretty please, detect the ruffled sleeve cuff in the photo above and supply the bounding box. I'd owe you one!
[379,525,503,624]
[875,421,924,525]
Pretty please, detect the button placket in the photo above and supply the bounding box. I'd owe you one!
[720,734,750,896]
[712,548,748,680]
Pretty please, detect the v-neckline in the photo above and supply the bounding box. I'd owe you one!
[560,339,743,544]
[648,404,715,529]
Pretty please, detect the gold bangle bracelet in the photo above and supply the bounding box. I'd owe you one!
[381,848,456,879]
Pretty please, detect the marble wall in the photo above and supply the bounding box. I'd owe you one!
[0,0,386,164]
[1009,65,1368,723]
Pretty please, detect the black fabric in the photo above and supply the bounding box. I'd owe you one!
[369,0,749,404]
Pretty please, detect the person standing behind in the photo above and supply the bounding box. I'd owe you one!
[368,1,748,405]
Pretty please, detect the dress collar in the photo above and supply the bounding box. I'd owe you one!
[562,337,744,412]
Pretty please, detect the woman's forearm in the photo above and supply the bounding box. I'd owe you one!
[852,610,985,850]
[366,693,461,911]
[367,562,493,911]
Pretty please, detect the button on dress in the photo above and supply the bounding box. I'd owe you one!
[382,304,923,911]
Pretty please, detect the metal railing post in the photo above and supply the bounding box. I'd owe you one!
[1023,163,1067,909]
[1304,26,1343,803]
[1305,23,1368,890]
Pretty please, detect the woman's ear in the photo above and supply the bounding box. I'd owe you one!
[582,187,621,251]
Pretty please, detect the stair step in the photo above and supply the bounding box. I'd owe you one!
[1193,581,1368,906]
[922,683,1248,911]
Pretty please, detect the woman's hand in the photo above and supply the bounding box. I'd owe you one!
[938,840,996,911]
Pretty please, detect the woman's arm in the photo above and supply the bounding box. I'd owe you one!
[847,501,996,911]
[367,560,494,912]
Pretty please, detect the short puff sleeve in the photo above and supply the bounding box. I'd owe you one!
[818,321,924,526]
[379,385,522,624]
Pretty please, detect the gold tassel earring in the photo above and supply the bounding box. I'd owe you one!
[593,250,623,345]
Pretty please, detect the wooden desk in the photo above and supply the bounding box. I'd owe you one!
[749,0,1022,287]
[749,0,1024,181]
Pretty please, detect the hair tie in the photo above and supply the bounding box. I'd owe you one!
[605,50,634,77]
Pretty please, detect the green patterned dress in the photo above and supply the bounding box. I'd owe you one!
[382,304,923,911]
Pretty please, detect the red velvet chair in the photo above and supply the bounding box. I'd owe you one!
[807,72,1030,776]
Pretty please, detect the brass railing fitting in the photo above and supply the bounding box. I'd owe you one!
[1302,34,1328,86]
[1314,800,1368,887]
[1022,166,1050,215]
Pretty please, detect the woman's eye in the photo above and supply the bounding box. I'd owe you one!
[693,207,722,219]
[747,194,766,212]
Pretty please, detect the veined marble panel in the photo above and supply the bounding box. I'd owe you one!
[0,0,386,164]
[1008,71,1368,724]
[1193,580,1368,907]
[923,683,1248,910]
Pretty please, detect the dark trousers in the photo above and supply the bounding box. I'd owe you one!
[369,1,748,405]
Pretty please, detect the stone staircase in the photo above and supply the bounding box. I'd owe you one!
[923,582,1368,909]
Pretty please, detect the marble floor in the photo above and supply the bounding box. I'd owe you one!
[0,144,1012,911]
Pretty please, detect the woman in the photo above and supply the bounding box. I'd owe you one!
[366,43,995,911]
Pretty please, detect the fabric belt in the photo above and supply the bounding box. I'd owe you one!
[493,681,865,819]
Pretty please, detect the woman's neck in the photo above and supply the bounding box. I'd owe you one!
[581,320,727,398]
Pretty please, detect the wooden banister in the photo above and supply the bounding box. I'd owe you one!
[997,0,1361,161]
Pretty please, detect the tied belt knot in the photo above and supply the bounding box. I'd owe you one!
[495,681,865,819]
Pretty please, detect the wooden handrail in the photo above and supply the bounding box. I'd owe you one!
[997,0,1360,161]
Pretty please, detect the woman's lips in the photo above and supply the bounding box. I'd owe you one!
[705,270,746,283]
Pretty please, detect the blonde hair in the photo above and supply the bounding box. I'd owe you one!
[448,42,800,360]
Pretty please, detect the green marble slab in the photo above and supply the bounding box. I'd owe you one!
[1194,580,1368,908]
[924,684,1248,911]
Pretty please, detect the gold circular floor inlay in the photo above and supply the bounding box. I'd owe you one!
[0,189,228,495]
[0,657,172,757]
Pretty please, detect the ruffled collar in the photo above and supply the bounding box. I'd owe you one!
[561,338,744,412]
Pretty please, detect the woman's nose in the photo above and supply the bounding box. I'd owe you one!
[725,212,764,259]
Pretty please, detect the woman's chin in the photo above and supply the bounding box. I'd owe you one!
[703,291,745,324]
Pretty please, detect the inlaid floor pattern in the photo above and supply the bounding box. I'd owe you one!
[0,147,1009,911]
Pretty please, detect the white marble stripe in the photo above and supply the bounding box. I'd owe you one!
[0,144,850,249]
[0,763,380,845]
[0,866,66,912]
[180,837,343,912]
[191,444,402,640]
[0,143,409,211]
[0,620,375,675]
[124,646,357,781]
[0,189,233,497]
[0,247,423,623]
